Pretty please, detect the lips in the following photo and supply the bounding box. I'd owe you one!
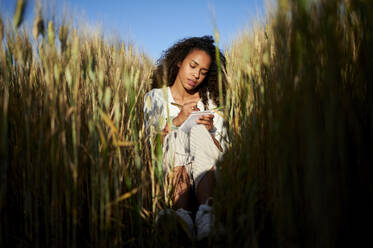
[187,79,196,87]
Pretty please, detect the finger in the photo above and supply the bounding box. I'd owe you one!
[197,122,212,131]
[196,119,212,125]
[198,117,209,123]
[184,103,198,111]
[188,104,199,111]
[199,116,214,121]
[201,114,214,119]
[196,122,211,130]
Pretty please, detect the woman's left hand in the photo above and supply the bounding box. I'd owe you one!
[196,114,214,131]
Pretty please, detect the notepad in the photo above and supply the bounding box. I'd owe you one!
[179,110,213,133]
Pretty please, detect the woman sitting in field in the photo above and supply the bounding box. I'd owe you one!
[143,35,228,241]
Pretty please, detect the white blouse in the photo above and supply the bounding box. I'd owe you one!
[143,87,228,152]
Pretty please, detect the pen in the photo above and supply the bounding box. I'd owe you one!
[172,102,224,117]
[171,102,183,108]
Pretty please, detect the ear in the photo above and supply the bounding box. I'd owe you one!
[177,61,181,68]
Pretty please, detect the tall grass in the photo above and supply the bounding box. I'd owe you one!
[1,0,372,247]
[0,4,156,246]
[214,0,373,247]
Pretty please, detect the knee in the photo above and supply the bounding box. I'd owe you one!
[196,168,216,204]
[167,166,193,209]
[167,166,191,186]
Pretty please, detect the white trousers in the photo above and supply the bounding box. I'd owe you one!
[162,125,222,191]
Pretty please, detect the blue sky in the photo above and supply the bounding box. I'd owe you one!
[1,0,265,60]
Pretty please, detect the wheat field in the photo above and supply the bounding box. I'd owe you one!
[1,0,372,247]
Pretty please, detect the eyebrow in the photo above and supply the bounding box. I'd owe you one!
[191,59,209,71]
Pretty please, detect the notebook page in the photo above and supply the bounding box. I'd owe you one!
[179,110,213,133]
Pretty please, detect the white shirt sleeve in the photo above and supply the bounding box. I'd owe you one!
[143,89,167,136]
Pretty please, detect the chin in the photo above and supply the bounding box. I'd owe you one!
[183,84,195,91]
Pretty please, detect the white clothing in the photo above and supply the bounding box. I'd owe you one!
[143,87,228,152]
[162,125,221,190]
[143,87,228,190]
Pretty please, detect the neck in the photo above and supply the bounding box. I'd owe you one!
[170,78,199,101]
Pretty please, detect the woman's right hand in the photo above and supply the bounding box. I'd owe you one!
[172,101,200,127]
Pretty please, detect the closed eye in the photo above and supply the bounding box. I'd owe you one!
[190,64,208,75]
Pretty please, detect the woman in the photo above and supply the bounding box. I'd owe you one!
[143,35,228,241]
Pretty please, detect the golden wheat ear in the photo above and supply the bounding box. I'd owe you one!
[13,0,26,29]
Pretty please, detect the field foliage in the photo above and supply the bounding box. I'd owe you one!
[1,0,372,247]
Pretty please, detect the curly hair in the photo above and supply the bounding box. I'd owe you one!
[151,35,228,108]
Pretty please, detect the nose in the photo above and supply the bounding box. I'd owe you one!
[192,69,200,79]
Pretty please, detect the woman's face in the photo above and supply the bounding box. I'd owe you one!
[176,49,211,92]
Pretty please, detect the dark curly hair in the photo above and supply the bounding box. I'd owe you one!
[151,35,228,109]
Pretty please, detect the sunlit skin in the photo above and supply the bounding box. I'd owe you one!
[174,48,211,94]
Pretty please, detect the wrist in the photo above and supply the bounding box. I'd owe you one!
[172,115,183,127]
